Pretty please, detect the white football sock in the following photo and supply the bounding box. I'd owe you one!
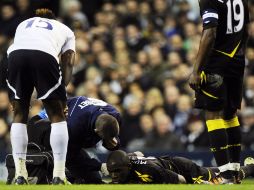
[229,162,240,171]
[50,121,69,179]
[218,163,231,173]
[10,123,28,179]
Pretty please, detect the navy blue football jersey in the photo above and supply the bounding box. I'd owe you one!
[38,96,121,148]
[66,96,121,148]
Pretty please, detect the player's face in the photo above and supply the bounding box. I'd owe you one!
[108,166,130,183]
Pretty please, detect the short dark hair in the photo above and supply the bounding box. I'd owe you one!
[107,150,130,169]
[95,114,119,139]
[35,8,56,19]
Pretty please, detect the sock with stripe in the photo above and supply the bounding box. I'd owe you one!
[206,119,232,179]
[224,117,241,177]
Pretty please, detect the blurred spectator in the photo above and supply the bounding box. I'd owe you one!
[126,113,155,152]
[0,118,11,162]
[0,2,22,38]
[184,114,209,151]
[0,90,12,125]
[145,47,169,87]
[120,96,143,148]
[16,0,33,20]
[241,108,254,150]
[126,24,149,59]
[144,87,164,113]
[152,0,170,30]
[61,0,89,30]
[173,94,192,134]
[163,84,179,119]
[244,75,254,106]
[167,34,186,62]
[120,0,140,28]
[143,114,184,151]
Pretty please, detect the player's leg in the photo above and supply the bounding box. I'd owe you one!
[32,50,69,184]
[205,110,233,181]
[169,156,216,184]
[43,99,69,184]
[223,108,241,182]
[7,50,34,184]
[66,148,103,184]
[10,100,30,184]
[223,77,243,182]
[194,71,232,181]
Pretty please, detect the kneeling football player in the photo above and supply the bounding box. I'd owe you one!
[27,96,121,184]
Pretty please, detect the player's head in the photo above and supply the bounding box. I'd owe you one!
[95,114,119,140]
[35,8,56,19]
[107,150,131,183]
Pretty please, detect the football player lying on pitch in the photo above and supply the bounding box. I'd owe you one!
[106,150,254,184]
[27,96,121,183]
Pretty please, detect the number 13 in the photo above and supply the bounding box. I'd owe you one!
[226,0,244,34]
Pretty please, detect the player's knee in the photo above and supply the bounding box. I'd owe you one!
[205,111,223,120]
[43,100,66,122]
[223,108,237,120]
[11,100,29,123]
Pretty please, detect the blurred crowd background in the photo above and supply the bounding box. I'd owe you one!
[1,0,254,163]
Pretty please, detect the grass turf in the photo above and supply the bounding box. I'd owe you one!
[0,180,253,190]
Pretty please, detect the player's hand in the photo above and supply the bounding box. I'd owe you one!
[133,151,144,157]
[64,106,68,117]
[101,163,109,176]
[178,174,186,184]
[189,72,202,92]
[103,137,120,151]
[104,137,118,149]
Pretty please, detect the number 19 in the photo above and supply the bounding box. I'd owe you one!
[226,0,244,34]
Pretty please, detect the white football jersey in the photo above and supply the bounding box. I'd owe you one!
[7,17,75,63]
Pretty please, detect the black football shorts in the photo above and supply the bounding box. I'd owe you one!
[194,71,243,111]
[7,50,66,102]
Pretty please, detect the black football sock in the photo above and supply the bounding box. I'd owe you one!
[224,117,241,177]
[206,119,232,179]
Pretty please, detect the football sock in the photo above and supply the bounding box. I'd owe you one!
[50,121,69,179]
[224,117,241,176]
[10,123,28,179]
[206,119,232,179]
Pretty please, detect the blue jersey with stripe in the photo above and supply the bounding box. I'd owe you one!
[38,96,121,148]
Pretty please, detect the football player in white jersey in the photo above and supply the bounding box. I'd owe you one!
[6,9,75,185]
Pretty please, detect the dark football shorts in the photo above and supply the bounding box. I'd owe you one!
[194,71,243,112]
[7,50,66,102]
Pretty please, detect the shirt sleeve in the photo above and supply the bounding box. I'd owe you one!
[61,26,76,53]
[38,109,48,119]
[199,0,219,29]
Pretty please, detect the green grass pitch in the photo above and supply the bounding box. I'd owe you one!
[0,180,254,190]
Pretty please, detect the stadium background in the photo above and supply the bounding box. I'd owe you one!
[1,0,254,181]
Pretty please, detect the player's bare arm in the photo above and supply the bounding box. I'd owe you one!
[189,27,216,91]
[60,50,75,86]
